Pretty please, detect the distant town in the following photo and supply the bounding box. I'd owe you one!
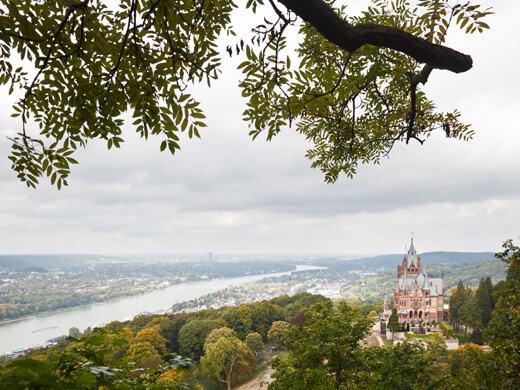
[0,250,506,323]
[0,257,293,321]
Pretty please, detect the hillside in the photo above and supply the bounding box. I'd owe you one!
[309,251,495,272]
[349,258,506,302]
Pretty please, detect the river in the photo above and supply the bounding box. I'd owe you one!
[0,265,318,354]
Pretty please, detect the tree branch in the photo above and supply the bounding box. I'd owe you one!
[406,64,433,143]
[277,0,473,73]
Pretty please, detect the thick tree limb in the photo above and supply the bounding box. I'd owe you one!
[277,0,473,73]
[406,64,434,143]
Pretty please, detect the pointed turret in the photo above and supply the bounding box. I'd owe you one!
[405,236,423,274]
[408,237,418,266]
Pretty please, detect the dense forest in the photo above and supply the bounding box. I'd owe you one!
[1,240,518,389]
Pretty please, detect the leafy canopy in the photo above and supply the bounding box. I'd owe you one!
[485,239,520,387]
[269,301,372,389]
[200,336,255,389]
[0,0,491,187]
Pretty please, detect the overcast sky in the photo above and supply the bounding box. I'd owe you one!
[0,0,518,256]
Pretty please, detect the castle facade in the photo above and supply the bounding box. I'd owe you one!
[392,239,444,323]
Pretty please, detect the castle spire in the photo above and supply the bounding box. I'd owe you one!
[407,235,419,269]
[409,235,416,255]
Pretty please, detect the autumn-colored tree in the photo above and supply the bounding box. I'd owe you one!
[368,310,378,320]
[126,342,162,368]
[201,336,255,390]
[267,321,292,350]
[133,326,167,356]
[204,327,237,350]
[269,301,371,389]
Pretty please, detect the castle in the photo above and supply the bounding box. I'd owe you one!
[388,239,445,323]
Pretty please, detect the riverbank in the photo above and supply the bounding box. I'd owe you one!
[0,272,284,326]
[0,266,317,355]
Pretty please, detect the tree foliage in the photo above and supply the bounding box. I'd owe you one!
[0,327,194,389]
[387,307,401,332]
[361,343,438,389]
[446,343,496,389]
[204,326,237,349]
[0,0,492,188]
[133,326,167,356]
[1,285,518,389]
[475,277,494,327]
[449,280,469,330]
[267,320,292,350]
[200,336,255,390]
[126,342,162,368]
[245,332,265,359]
[269,301,371,389]
[484,239,520,388]
[178,319,224,360]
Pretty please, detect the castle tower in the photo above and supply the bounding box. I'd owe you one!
[392,237,444,324]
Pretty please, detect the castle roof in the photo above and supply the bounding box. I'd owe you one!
[397,275,443,296]
[394,238,443,297]
[407,238,419,267]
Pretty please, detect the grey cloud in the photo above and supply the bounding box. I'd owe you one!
[0,0,519,254]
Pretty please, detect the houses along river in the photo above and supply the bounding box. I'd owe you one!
[0,265,317,355]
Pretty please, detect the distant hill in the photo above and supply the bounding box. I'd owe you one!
[349,258,506,302]
[0,253,220,269]
[1,251,496,271]
[349,251,495,269]
[307,251,496,271]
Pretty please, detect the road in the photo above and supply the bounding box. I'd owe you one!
[236,366,274,390]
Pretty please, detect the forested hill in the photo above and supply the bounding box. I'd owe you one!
[310,251,495,271]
